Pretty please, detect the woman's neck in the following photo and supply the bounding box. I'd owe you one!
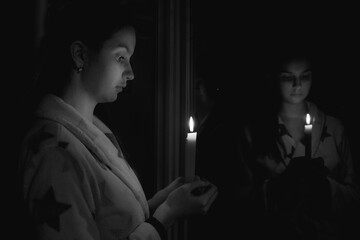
[279,101,307,120]
[61,84,97,122]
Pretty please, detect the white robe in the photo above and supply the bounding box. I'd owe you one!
[19,94,161,240]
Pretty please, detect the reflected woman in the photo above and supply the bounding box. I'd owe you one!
[245,53,360,239]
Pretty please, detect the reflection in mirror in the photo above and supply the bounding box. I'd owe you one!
[188,2,360,240]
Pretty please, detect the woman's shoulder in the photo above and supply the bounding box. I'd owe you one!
[309,101,344,127]
[20,117,94,176]
[23,119,60,144]
[310,103,346,139]
[325,114,344,127]
[23,117,83,154]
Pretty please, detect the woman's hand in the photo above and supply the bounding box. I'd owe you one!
[153,177,218,229]
[148,176,185,213]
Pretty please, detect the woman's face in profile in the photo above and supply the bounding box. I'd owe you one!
[277,58,312,104]
[83,26,136,104]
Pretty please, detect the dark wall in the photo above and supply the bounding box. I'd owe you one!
[5,1,37,238]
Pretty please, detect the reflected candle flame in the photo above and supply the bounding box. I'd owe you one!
[304,113,312,159]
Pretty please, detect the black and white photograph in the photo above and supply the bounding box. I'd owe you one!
[4,0,360,239]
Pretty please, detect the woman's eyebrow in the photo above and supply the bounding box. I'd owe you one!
[280,69,312,74]
[116,45,127,50]
[116,44,133,55]
[300,69,312,74]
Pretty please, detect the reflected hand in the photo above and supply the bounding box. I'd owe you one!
[285,156,329,180]
[266,156,331,217]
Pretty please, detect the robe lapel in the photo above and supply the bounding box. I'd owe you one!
[308,102,325,157]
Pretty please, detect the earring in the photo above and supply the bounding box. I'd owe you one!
[76,66,84,73]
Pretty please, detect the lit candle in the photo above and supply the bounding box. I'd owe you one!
[185,116,197,182]
[304,113,312,160]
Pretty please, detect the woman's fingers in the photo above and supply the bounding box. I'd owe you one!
[201,184,217,199]
[203,189,218,213]
[165,176,185,193]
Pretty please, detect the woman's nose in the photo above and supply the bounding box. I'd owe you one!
[293,77,301,87]
[124,66,135,81]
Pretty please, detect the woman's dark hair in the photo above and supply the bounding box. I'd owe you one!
[266,48,313,79]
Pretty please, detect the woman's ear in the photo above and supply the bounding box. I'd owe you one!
[70,40,87,72]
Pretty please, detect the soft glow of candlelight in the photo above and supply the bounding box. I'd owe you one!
[185,116,197,182]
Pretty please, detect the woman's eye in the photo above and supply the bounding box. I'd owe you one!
[279,75,295,82]
[117,56,125,62]
[300,73,312,81]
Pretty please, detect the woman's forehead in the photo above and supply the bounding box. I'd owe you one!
[105,27,136,53]
[281,58,311,73]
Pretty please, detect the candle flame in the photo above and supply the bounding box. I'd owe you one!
[306,113,311,125]
[189,116,195,132]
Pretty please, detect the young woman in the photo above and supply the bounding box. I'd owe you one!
[17,1,217,239]
[244,53,360,239]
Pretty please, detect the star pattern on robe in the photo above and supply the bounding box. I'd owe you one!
[300,137,306,146]
[33,187,71,232]
[286,146,295,159]
[58,141,69,149]
[278,123,291,138]
[320,126,331,142]
[28,128,54,155]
